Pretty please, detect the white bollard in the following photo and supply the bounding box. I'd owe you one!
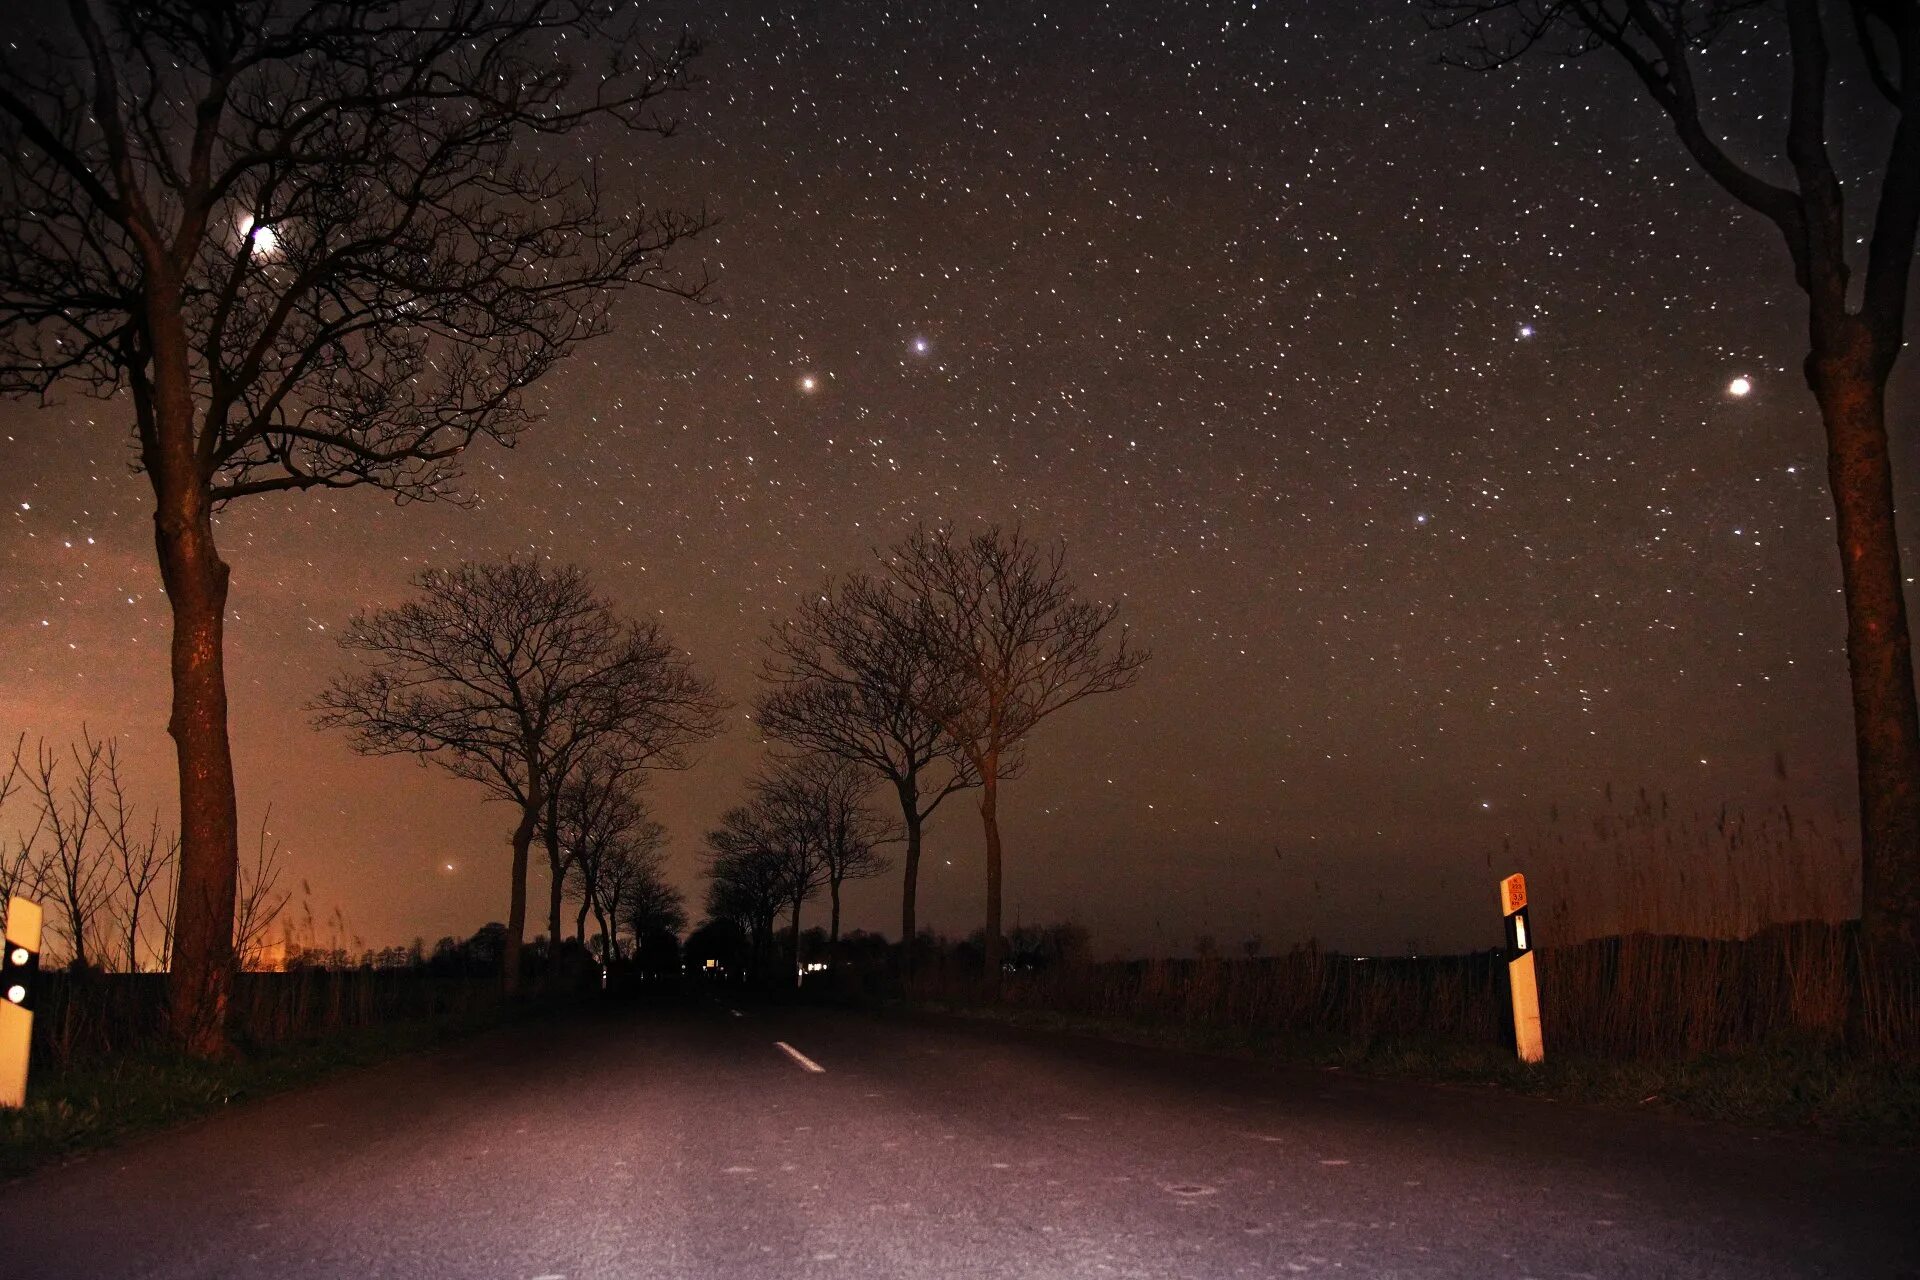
[1499,873,1544,1064]
[1,895,43,1108]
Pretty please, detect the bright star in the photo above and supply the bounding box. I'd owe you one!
[1517,323,1534,339]
[799,374,819,393]
[912,337,930,355]
[1728,375,1752,397]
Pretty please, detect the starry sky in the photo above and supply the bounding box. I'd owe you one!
[0,1,1895,957]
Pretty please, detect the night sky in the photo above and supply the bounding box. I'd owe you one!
[0,2,1891,957]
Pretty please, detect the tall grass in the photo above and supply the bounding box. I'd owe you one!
[911,785,1917,1065]
[26,969,503,1070]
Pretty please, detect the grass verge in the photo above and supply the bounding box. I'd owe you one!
[0,1001,520,1181]
[905,1000,1920,1146]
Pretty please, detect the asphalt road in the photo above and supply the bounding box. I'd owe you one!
[1,996,1914,1279]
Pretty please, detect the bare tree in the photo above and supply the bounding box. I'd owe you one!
[314,558,723,995]
[102,737,178,972]
[1429,1,1920,953]
[233,809,291,971]
[759,575,977,966]
[704,798,820,987]
[0,1,712,1052]
[627,870,689,947]
[885,525,1146,980]
[757,755,892,965]
[22,734,117,971]
[556,759,668,960]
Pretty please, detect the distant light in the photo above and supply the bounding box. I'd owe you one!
[799,374,818,393]
[1728,376,1752,397]
[239,214,278,258]
[5,985,23,1005]
[912,337,930,355]
[1517,323,1534,339]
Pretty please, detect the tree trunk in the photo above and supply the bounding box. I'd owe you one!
[979,764,1004,983]
[543,791,565,947]
[828,876,843,968]
[575,897,591,946]
[1812,328,1920,957]
[789,896,803,989]
[503,796,540,997]
[154,430,240,1055]
[896,778,922,972]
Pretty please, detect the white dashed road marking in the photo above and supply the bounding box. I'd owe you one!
[775,1041,826,1073]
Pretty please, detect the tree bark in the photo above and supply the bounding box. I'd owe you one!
[979,764,1004,984]
[1812,325,1920,957]
[896,778,922,972]
[151,290,239,1057]
[543,791,564,947]
[503,796,540,996]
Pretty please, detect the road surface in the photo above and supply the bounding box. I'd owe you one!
[1,997,1913,1278]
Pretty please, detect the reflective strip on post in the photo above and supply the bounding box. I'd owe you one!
[1499,873,1544,1064]
[0,895,43,1109]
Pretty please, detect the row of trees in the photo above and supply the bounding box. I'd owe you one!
[711,523,1147,982]
[2,0,1914,1057]
[703,755,892,983]
[315,559,721,994]
[0,0,712,1052]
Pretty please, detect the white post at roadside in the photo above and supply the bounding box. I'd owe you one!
[1,895,43,1108]
[1499,873,1544,1064]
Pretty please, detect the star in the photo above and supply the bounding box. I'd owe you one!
[798,374,819,393]
[911,337,931,355]
[1727,375,1752,397]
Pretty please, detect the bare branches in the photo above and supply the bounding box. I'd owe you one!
[17,731,117,970]
[101,735,177,972]
[314,556,721,987]
[0,0,713,500]
[234,807,290,970]
[314,557,726,806]
[885,523,1148,769]
[1428,0,1918,358]
[759,573,979,818]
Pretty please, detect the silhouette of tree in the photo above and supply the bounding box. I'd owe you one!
[703,811,793,985]
[314,559,722,994]
[552,755,666,955]
[1429,0,1920,953]
[0,1,712,1050]
[755,755,892,965]
[759,574,976,966]
[885,524,1146,979]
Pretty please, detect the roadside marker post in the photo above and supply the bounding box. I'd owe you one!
[1,895,43,1108]
[1499,873,1544,1064]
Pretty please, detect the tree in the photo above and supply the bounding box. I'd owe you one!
[758,574,977,966]
[757,755,892,965]
[314,558,722,995]
[1430,1,1920,954]
[101,736,177,972]
[886,525,1146,980]
[703,813,793,985]
[555,761,670,961]
[232,810,291,971]
[21,734,117,971]
[0,1,711,1052]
